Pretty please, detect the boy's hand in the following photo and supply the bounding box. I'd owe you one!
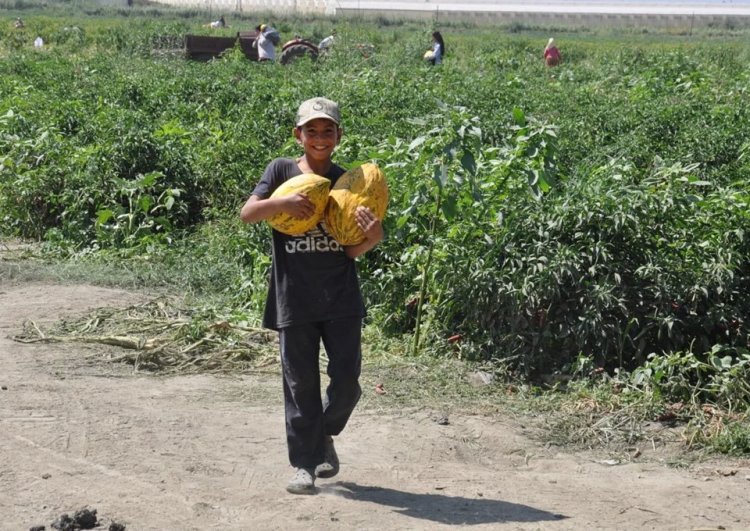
[354,206,383,241]
[344,206,384,259]
[284,193,315,219]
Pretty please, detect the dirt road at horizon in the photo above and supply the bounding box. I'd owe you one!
[1,282,749,530]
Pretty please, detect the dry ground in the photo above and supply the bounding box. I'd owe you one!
[1,280,749,530]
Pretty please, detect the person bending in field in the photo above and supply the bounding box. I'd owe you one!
[209,15,227,28]
[319,29,336,52]
[239,97,384,495]
[544,37,561,67]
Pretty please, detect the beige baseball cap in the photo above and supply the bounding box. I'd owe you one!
[295,97,341,127]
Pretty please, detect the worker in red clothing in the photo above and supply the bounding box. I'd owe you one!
[544,38,561,67]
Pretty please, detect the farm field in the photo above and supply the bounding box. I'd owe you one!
[1,5,750,528]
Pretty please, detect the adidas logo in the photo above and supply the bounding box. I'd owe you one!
[284,224,342,254]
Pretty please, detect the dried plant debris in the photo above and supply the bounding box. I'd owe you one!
[13,298,277,373]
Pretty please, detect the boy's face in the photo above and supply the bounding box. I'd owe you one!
[294,118,342,163]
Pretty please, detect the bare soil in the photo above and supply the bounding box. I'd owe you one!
[1,280,749,530]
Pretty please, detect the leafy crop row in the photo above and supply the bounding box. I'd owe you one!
[1,16,749,385]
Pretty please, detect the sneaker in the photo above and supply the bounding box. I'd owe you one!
[315,436,340,479]
[286,467,316,495]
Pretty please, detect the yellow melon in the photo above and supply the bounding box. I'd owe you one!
[325,163,389,246]
[268,174,330,235]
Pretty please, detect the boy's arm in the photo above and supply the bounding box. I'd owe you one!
[240,193,314,224]
[345,206,385,259]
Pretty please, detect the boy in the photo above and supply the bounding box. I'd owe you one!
[240,97,384,494]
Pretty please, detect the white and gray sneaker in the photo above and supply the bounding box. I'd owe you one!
[315,436,340,479]
[287,467,316,495]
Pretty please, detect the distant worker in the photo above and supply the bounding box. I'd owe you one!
[206,15,229,29]
[14,17,25,29]
[254,24,277,62]
[319,29,336,51]
[209,15,227,28]
[544,38,561,67]
[424,30,445,66]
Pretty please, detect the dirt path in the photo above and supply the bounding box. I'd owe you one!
[1,282,749,530]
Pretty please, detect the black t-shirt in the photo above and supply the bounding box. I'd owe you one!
[251,158,365,330]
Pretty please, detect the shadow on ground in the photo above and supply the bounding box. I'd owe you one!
[321,482,567,525]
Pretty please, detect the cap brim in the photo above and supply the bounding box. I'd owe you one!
[296,113,340,127]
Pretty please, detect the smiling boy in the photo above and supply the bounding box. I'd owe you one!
[240,97,384,494]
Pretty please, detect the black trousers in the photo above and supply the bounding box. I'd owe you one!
[279,318,362,469]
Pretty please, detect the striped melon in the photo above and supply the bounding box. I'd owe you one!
[268,174,331,235]
[325,163,389,246]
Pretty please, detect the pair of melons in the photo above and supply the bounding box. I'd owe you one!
[267,163,388,245]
